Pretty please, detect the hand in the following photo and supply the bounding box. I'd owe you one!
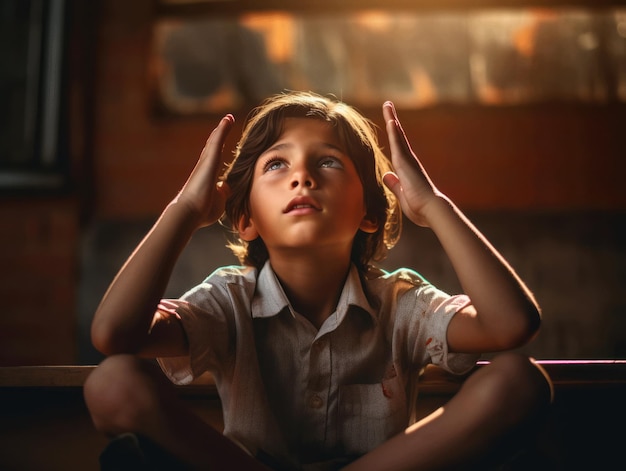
[382,101,443,227]
[175,114,235,228]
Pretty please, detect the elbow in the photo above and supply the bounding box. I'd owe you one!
[91,321,139,357]
[504,304,542,349]
[91,331,115,357]
[523,300,542,341]
[90,324,118,357]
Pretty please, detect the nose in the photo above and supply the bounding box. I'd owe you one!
[290,165,316,189]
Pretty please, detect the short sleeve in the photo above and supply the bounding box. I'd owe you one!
[423,294,479,374]
[157,275,238,385]
[390,270,480,375]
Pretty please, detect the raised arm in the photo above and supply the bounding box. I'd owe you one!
[381,102,540,353]
[91,115,235,357]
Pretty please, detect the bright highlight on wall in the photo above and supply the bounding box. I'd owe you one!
[150,9,626,114]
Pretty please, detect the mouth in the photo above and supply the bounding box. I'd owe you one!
[284,196,322,213]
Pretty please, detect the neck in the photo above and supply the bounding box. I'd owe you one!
[269,250,352,329]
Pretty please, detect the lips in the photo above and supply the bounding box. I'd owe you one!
[284,196,321,213]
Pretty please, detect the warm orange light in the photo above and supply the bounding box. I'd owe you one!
[240,12,295,63]
[355,10,392,33]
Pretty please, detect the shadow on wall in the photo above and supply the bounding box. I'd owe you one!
[78,211,626,364]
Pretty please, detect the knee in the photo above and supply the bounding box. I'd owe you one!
[84,354,171,434]
[477,353,553,422]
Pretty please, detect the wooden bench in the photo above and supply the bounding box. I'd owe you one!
[1,361,624,471]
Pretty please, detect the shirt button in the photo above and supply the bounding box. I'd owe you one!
[309,394,324,409]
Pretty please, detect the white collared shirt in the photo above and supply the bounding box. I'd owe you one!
[158,262,478,470]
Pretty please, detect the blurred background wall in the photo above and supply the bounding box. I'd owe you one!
[1,0,625,366]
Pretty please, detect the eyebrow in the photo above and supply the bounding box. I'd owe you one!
[263,141,347,155]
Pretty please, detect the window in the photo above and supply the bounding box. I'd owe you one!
[150,7,626,115]
[0,0,67,190]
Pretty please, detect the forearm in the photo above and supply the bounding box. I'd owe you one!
[423,196,540,349]
[91,200,201,355]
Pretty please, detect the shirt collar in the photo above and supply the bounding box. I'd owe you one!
[250,261,291,319]
[250,261,377,327]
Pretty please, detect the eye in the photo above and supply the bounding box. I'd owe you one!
[319,156,343,169]
[262,157,286,173]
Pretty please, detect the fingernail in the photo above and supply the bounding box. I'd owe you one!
[390,103,398,120]
[384,101,398,120]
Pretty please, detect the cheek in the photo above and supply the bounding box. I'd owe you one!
[247,190,259,219]
[247,184,270,223]
[335,187,368,224]
[347,180,368,212]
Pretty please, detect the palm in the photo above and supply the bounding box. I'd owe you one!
[176,116,234,228]
[382,103,439,227]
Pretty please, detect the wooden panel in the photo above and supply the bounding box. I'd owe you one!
[2,360,625,392]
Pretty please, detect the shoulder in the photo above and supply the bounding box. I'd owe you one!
[363,265,458,316]
[357,265,434,320]
[206,265,257,284]
[180,265,258,305]
[363,265,429,294]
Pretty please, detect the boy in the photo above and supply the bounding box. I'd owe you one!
[85,92,552,470]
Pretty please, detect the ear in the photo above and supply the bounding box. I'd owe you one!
[359,214,379,234]
[237,215,259,241]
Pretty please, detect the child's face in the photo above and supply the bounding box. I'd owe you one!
[238,117,377,257]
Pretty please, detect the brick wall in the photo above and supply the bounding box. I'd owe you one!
[0,199,79,365]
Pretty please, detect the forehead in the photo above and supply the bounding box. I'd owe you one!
[270,117,344,149]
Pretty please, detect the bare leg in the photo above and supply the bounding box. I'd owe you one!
[83,354,270,470]
[343,353,553,471]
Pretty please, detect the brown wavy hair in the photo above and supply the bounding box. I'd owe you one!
[222,91,401,271]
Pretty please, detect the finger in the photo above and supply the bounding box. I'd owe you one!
[194,114,235,186]
[385,117,409,164]
[202,114,235,159]
[382,102,412,161]
[382,101,395,123]
[184,115,234,194]
[382,171,401,196]
[216,180,231,200]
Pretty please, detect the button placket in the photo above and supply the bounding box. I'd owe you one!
[309,337,331,385]
[307,336,331,410]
